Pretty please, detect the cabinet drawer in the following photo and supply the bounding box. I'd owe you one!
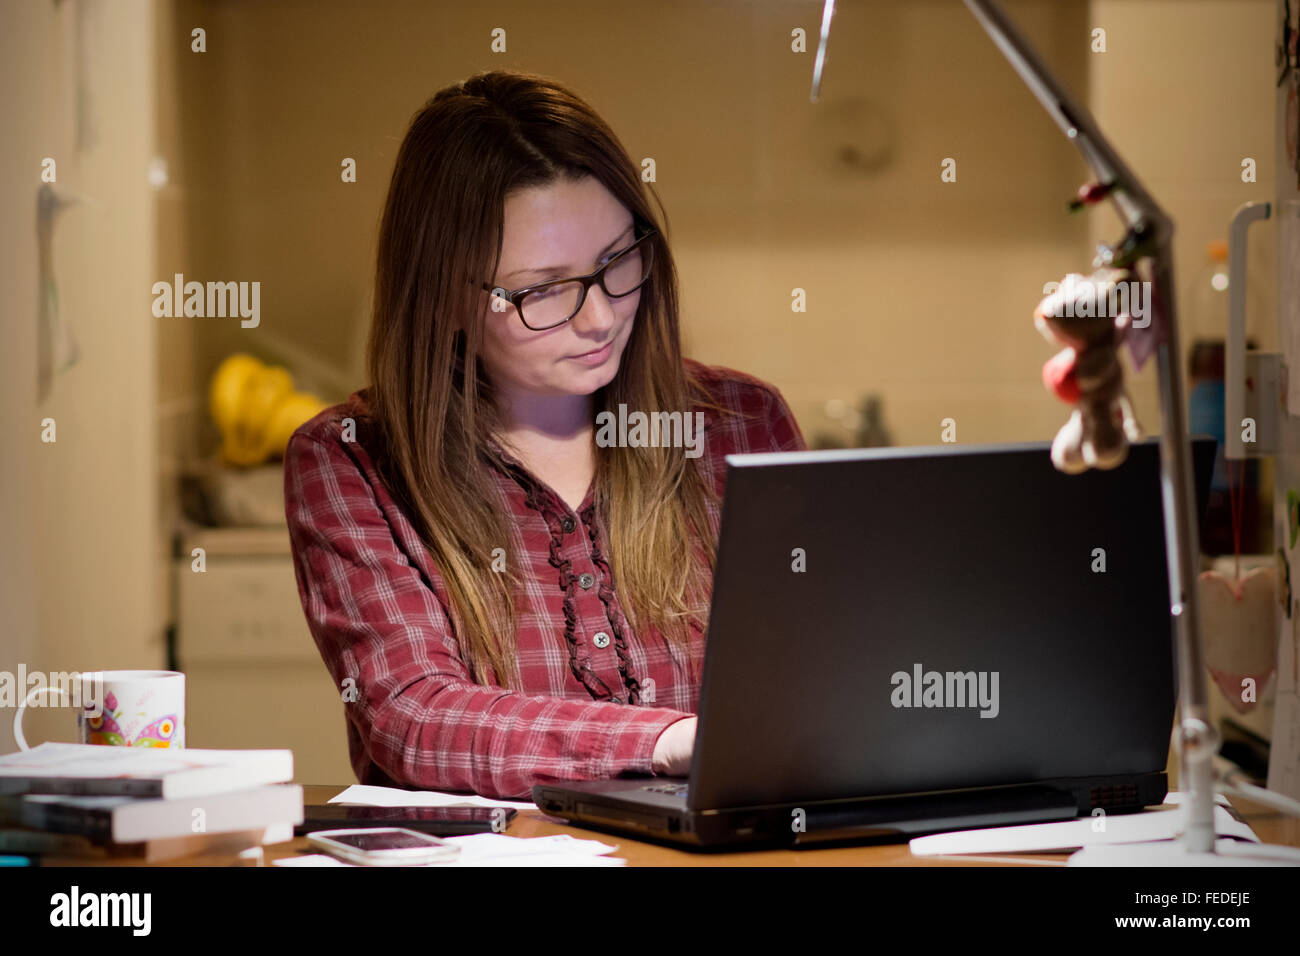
[175,556,317,664]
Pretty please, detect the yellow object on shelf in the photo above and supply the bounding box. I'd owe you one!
[209,354,328,466]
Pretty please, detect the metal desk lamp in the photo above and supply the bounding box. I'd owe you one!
[810,0,1300,865]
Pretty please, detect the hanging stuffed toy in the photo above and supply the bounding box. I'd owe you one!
[1033,267,1144,473]
[1034,262,1279,714]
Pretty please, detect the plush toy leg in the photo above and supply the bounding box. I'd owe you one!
[1117,392,1143,442]
[1051,409,1087,474]
[1075,339,1131,470]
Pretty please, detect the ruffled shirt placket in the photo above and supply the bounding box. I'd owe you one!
[490,440,645,705]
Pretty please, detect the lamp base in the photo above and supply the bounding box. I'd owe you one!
[1068,838,1300,867]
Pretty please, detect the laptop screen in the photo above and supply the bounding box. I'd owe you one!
[690,436,1216,810]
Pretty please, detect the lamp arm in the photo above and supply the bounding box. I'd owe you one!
[960,0,1218,852]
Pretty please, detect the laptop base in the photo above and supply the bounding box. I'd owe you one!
[535,772,1168,850]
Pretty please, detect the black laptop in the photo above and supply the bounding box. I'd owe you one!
[533,437,1216,849]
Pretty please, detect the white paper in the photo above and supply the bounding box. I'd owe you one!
[273,833,624,867]
[273,854,353,867]
[909,802,1258,857]
[326,783,535,811]
[1159,791,1231,807]
[442,833,615,858]
[274,853,626,867]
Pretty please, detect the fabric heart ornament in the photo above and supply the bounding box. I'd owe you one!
[1196,567,1277,713]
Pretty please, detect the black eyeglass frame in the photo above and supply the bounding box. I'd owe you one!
[481,226,658,331]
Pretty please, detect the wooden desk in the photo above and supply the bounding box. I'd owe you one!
[251,784,1298,867]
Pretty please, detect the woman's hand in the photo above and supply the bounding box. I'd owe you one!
[651,717,697,776]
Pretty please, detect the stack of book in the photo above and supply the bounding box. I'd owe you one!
[0,742,302,864]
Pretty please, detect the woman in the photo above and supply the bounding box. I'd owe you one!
[284,69,805,800]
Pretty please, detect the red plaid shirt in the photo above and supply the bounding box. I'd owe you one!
[283,358,806,799]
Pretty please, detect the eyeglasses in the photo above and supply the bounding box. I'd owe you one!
[482,227,657,331]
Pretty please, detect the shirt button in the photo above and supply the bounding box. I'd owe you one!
[561,516,576,534]
[592,631,611,649]
[578,572,595,589]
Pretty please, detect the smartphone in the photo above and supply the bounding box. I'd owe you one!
[296,804,514,836]
[306,827,461,866]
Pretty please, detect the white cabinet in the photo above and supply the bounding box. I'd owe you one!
[174,526,353,784]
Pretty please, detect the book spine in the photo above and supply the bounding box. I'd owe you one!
[18,802,111,841]
[0,828,102,855]
[0,778,163,798]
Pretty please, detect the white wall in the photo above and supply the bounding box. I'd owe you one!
[0,0,161,752]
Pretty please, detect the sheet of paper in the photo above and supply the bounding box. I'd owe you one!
[443,833,615,858]
[273,833,624,867]
[1157,791,1231,807]
[274,853,626,867]
[327,783,535,811]
[273,854,352,867]
[909,803,1258,857]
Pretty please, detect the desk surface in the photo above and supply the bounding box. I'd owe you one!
[251,785,1298,867]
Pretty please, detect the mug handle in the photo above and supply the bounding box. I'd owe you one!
[12,685,71,751]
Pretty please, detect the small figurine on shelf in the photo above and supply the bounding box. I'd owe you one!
[811,392,893,450]
[853,394,892,448]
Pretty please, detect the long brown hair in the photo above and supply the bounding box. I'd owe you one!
[366,70,734,689]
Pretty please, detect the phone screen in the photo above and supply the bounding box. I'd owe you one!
[327,830,444,851]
